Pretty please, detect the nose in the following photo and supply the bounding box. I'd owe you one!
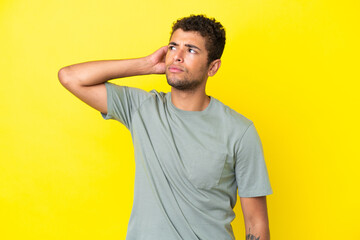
[174,49,184,63]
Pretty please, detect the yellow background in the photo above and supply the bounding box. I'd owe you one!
[1,0,359,239]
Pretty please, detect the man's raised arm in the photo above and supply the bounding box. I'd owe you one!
[57,46,168,114]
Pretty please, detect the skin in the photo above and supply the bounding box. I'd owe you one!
[164,29,221,111]
[241,196,270,239]
[58,28,270,239]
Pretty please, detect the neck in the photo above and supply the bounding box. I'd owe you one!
[170,87,210,111]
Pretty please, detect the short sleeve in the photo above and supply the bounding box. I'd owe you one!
[235,123,273,197]
[100,82,151,129]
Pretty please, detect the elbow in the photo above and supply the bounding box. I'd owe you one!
[58,66,80,87]
[245,214,269,228]
[58,67,70,86]
[244,219,270,239]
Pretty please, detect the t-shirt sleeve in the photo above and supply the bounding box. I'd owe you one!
[100,82,151,129]
[235,122,273,197]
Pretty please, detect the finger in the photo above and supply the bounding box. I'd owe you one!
[161,45,168,53]
[158,46,168,61]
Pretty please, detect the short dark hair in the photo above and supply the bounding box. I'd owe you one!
[170,14,226,65]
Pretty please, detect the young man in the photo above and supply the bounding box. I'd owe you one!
[58,15,273,240]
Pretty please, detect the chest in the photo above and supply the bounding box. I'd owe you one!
[132,105,237,189]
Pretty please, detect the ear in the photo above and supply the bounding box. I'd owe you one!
[207,59,221,77]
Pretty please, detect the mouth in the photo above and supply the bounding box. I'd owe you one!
[168,65,184,73]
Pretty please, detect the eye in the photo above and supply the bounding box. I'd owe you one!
[169,45,176,50]
[189,48,196,53]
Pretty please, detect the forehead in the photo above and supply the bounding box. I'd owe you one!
[169,29,206,48]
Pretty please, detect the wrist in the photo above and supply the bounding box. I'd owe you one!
[141,56,156,75]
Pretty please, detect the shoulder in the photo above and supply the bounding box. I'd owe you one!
[211,97,253,129]
[149,89,167,99]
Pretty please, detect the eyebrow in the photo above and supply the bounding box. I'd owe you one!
[169,42,201,51]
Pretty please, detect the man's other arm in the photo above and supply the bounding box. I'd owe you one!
[240,196,270,240]
[57,46,168,114]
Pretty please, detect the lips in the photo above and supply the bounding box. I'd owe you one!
[168,65,184,73]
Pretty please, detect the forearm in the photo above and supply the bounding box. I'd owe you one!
[58,57,152,86]
[245,223,270,240]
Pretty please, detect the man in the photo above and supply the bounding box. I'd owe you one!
[58,15,273,240]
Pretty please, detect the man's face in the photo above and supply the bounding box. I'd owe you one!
[165,29,210,91]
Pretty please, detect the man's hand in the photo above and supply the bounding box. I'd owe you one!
[145,46,168,74]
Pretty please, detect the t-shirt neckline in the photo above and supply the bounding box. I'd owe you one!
[166,92,214,117]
